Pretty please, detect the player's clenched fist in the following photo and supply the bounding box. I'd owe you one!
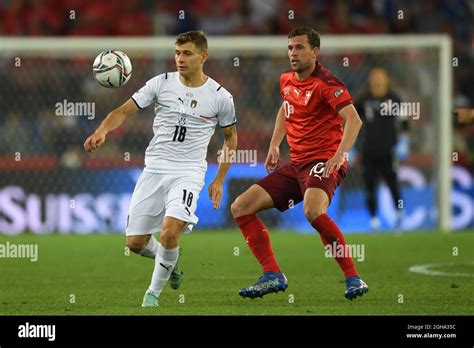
[264,146,281,173]
[83,130,106,152]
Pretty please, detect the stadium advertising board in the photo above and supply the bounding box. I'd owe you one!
[0,164,472,235]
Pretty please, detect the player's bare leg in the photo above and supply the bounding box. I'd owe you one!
[126,235,153,255]
[303,187,330,222]
[304,188,368,300]
[231,184,274,218]
[126,234,183,290]
[142,217,185,307]
[231,184,288,298]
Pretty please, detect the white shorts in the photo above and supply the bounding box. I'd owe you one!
[126,171,205,236]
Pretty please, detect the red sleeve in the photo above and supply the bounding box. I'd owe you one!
[279,71,292,100]
[320,81,353,113]
[279,73,285,99]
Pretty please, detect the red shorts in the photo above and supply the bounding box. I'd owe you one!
[256,159,346,212]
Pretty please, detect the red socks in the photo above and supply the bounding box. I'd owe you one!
[311,214,359,277]
[236,213,357,277]
[235,214,281,273]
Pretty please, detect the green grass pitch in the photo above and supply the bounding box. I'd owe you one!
[0,230,473,315]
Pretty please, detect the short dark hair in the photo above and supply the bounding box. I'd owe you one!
[288,27,320,48]
[175,31,208,51]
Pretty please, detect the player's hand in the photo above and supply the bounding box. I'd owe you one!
[322,151,346,178]
[208,179,223,209]
[264,146,280,173]
[83,130,106,152]
[453,107,474,125]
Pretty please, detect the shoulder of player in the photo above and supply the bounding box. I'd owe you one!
[280,70,293,83]
[143,72,177,87]
[387,90,402,102]
[206,77,233,99]
[158,71,179,82]
[311,62,347,88]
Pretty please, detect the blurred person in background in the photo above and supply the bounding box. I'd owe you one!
[454,108,474,125]
[355,67,408,230]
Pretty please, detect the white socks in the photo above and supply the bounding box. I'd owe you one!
[139,235,159,259]
[148,243,179,295]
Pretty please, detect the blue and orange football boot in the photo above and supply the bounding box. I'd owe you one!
[239,272,288,299]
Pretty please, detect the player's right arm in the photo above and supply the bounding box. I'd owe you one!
[264,103,286,173]
[83,98,139,152]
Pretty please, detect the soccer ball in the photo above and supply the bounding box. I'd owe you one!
[92,50,132,88]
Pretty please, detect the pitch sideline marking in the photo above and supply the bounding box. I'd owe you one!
[409,262,474,277]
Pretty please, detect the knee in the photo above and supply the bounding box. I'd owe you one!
[304,205,326,223]
[231,195,246,218]
[126,236,148,254]
[160,226,179,249]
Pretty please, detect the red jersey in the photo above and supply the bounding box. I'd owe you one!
[280,61,353,164]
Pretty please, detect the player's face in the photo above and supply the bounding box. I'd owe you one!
[369,69,390,96]
[175,42,208,77]
[288,35,318,73]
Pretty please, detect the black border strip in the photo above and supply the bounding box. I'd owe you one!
[0,315,472,345]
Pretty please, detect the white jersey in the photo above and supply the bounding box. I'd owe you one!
[131,71,236,174]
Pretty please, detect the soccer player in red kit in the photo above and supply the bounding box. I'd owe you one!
[231,27,368,300]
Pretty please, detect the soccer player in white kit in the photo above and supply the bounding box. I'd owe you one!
[83,31,238,307]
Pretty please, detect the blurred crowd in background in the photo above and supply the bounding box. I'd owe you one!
[1,0,472,41]
[0,0,473,172]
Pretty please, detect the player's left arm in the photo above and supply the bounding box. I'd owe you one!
[322,104,363,178]
[208,124,238,209]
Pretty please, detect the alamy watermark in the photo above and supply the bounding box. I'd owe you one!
[324,241,365,262]
[18,322,55,341]
[217,148,257,167]
[55,99,95,120]
[0,242,38,262]
[380,100,420,120]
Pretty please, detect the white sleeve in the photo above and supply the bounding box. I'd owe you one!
[131,75,161,109]
[217,91,237,127]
